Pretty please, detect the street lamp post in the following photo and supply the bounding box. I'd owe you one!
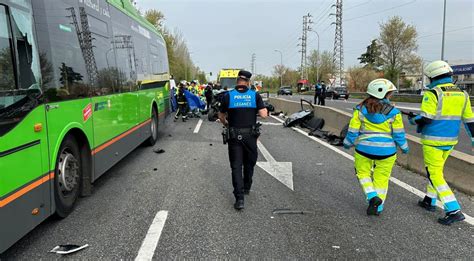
[274,49,283,87]
[441,0,447,60]
[309,30,320,83]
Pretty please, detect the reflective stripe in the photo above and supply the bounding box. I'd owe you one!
[392,128,405,133]
[463,117,474,123]
[348,127,360,133]
[357,140,395,147]
[359,134,393,140]
[441,194,457,203]
[359,178,372,185]
[427,191,437,198]
[420,111,435,119]
[400,143,408,150]
[364,187,376,193]
[343,139,352,146]
[376,188,387,196]
[461,90,468,117]
[433,115,462,120]
[436,184,450,193]
[421,135,458,141]
[434,87,443,116]
[360,130,391,134]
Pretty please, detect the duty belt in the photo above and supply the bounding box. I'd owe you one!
[229,127,253,141]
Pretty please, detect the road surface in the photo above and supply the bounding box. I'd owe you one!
[1,116,472,259]
[273,94,473,155]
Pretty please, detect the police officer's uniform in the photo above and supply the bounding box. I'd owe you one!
[219,70,265,210]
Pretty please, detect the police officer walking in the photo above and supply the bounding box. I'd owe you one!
[218,70,268,210]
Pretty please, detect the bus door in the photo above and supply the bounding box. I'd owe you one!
[0,1,50,253]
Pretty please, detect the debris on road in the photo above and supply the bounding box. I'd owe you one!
[50,244,89,255]
[332,245,340,249]
[153,168,157,171]
[283,99,314,127]
[270,111,284,116]
[153,148,166,154]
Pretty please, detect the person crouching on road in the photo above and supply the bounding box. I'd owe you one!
[174,83,188,122]
[218,70,268,210]
[409,60,473,225]
[343,79,409,216]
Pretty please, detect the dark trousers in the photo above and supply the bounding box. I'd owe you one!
[314,93,321,104]
[206,97,212,110]
[175,103,188,118]
[228,135,258,200]
[318,95,325,106]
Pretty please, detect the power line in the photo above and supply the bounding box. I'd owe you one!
[417,26,474,39]
[344,0,417,22]
[345,0,372,11]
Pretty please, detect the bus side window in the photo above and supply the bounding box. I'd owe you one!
[9,7,41,90]
[0,5,16,92]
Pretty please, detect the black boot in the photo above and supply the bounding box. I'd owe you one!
[438,210,465,225]
[418,196,436,212]
[243,189,250,195]
[234,199,244,210]
[367,196,383,216]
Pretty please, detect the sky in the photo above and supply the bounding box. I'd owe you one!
[135,0,474,80]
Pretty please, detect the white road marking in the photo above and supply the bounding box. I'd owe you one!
[257,140,294,190]
[135,210,169,261]
[270,115,474,225]
[193,119,203,133]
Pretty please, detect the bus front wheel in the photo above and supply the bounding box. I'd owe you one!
[54,135,82,218]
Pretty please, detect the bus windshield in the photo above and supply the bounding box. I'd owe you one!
[220,78,237,90]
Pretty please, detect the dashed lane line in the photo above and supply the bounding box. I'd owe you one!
[269,115,474,225]
[193,119,203,133]
[135,210,169,261]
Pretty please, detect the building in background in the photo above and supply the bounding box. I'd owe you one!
[450,62,474,95]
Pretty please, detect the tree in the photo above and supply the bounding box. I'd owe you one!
[59,63,83,90]
[144,9,165,30]
[347,66,379,91]
[307,50,336,84]
[358,39,382,70]
[378,16,421,85]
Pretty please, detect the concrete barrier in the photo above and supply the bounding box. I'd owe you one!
[269,97,474,196]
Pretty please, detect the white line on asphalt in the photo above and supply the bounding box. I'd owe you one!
[257,140,294,190]
[135,210,169,261]
[193,119,203,133]
[270,115,474,225]
[257,140,276,162]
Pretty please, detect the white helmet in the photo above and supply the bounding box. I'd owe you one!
[367,78,397,99]
[424,60,453,79]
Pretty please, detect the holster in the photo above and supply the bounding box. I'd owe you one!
[222,127,230,144]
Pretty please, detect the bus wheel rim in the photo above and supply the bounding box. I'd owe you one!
[58,150,79,193]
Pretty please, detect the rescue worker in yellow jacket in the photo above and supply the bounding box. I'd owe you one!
[343,79,409,216]
[409,60,473,225]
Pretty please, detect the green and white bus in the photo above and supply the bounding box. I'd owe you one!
[0,0,170,252]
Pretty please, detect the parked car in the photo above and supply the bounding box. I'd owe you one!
[278,86,293,95]
[326,87,349,99]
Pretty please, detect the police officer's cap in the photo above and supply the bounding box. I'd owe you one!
[238,70,252,81]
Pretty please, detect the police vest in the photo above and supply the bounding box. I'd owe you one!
[420,83,469,146]
[229,89,257,109]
